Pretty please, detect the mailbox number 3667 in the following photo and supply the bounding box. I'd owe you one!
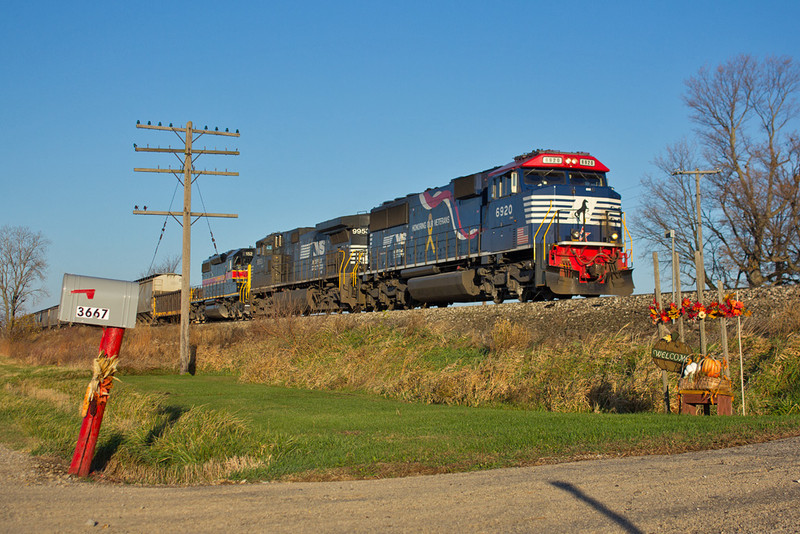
[75,306,110,320]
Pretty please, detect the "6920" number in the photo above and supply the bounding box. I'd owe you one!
[495,204,513,218]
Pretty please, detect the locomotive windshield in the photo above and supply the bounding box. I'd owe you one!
[523,169,566,186]
[523,169,606,187]
[568,170,606,186]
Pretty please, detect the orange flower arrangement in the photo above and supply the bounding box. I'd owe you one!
[648,295,750,326]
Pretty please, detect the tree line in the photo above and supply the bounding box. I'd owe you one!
[634,54,800,289]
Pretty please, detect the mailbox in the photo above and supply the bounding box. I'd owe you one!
[59,274,139,329]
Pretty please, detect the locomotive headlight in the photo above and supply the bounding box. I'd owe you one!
[571,229,581,240]
[611,232,619,241]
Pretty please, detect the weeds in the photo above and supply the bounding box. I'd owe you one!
[5,298,800,415]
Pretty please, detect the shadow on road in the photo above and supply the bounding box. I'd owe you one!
[550,480,643,534]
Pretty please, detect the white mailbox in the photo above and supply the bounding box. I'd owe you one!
[59,274,139,329]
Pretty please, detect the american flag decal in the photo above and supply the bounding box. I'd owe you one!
[516,226,529,246]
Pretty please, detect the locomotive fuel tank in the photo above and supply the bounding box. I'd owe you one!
[407,269,481,303]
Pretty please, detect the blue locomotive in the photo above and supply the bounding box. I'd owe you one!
[184,149,633,319]
[191,247,255,321]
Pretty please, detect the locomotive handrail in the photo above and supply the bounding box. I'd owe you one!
[337,249,349,291]
[622,212,633,266]
[540,209,560,264]
[238,265,251,303]
[364,223,486,274]
[351,250,364,288]
[532,200,554,264]
[542,211,557,261]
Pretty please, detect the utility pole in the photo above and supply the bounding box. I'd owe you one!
[671,168,720,356]
[133,121,239,374]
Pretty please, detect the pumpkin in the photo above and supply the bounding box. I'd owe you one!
[700,357,722,378]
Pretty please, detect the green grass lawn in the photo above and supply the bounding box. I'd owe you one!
[118,373,800,481]
[3,358,800,484]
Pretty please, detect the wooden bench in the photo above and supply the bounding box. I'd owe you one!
[678,390,733,415]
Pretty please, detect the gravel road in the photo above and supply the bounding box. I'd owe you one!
[2,437,799,533]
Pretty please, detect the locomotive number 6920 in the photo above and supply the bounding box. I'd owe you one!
[495,204,513,217]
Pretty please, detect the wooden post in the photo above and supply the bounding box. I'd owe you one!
[68,327,125,477]
[653,252,670,413]
[695,250,707,357]
[737,290,746,415]
[180,121,193,375]
[133,121,240,375]
[675,251,685,342]
[717,280,730,379]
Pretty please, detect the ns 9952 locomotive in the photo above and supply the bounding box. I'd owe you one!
[183,149,633,321]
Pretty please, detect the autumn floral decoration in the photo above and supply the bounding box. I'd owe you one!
[649,295,750,326]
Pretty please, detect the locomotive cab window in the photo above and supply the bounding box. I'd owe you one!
[491,173,517,199]
[569,171,606,187]
[523,169,566,187]
[510,171,519,194]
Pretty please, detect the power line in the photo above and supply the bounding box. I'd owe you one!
[133,121,240,374]
[194,179,219,256]
[146,182,180,275]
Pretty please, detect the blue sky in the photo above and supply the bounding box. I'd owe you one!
[2,1,798,308]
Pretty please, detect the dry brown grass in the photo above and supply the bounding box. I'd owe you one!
[7,296,800,414]
[100,453,273,485]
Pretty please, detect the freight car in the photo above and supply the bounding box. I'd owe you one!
[184,149,633,319]
[32,305,61,328]
[136,273,182,323]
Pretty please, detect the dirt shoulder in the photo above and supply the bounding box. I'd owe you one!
[2,437,799,533]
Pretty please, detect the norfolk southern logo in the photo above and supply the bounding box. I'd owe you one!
[524,195,616,225]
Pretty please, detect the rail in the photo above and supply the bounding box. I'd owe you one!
[366,224,482,273]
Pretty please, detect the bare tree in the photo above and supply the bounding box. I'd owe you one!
[138,254,182,279]
[685,54,800,287]
[631,140,732,289]
[0,226,50,337]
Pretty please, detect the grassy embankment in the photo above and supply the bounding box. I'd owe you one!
[2,304,799,484]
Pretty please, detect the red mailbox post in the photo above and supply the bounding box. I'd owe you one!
[59,274,138,478]
[68,327,125,477]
